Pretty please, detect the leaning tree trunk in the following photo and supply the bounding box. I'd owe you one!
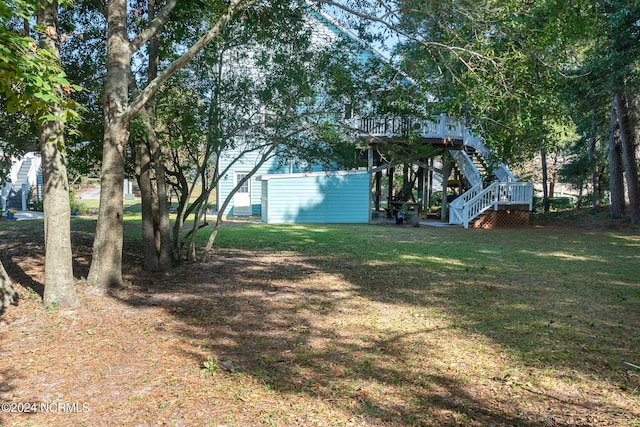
[609,96,626,219]
[38,0,78,307]
[614,91,640,226]
[201,146,275,260]
[88,0,255,286]
[0,260,17,312]
[137,0,171,271]
[87,0,130,289]
[136,139,161,271]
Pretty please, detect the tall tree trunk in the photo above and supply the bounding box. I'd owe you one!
[130,99,171,271]
[614,91,640,225]
[548,155,558,201]
[0,260,17,312]
[137,0,171,271]
[587,109,601,211]
[609,96,626,219]
[576,184,584,209]
[534,67,550,213]
[136,139,160,271]
[151,143,171,267]
[87,0,130,289]
[38,0,78,307]
[540,146,550,213]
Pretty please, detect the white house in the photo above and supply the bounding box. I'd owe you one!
[1,152,42,213]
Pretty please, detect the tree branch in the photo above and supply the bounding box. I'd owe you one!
[311,0,501,74]
[124,0,259,122]
[130,0,178,53]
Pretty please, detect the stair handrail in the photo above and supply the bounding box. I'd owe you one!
[449,150,482,187]
[495,181,534,209]
[448,182,482,225]
[462,129,516,182]
[449,181,497,227]
[449,181,534,228]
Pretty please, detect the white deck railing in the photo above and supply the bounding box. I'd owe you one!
[449,181,534,228]
[450,150,482,187]
[351,114,463,140]
[462,131,517,182]
[352,114,516,182]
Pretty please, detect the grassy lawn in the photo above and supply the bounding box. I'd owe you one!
[0,212,639,426]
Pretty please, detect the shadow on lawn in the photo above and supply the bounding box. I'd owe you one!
[5,219,634,425]
[106,240,629,426]
[0,368,21,426]
[1,253,44,298]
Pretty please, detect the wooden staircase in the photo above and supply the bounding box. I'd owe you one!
[2,153,42,212]
[448,131,532,228]
[350,114,533,228]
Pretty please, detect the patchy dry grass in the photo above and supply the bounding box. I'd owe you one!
[0,212,639,426]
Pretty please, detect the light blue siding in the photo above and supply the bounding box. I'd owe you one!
[217,145,327,216]
[259,171,369,224]
[217,146,280,216]
[216,8,381,218]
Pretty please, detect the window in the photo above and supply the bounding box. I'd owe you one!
[236,173,249,193]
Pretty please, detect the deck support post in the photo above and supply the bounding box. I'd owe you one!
[441,153,452,222]
[375,170,382,211]
[417,166,424,211]
[388,165,394,207]
[368,147,374,223]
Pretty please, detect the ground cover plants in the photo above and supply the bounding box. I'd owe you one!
[0,210,639,426]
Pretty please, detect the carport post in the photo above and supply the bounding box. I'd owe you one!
[368,147,373,223]
[21,183,28,211]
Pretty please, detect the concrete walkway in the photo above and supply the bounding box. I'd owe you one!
[3,210,45,221]
[76,186,100,200]
[420,220,461,227]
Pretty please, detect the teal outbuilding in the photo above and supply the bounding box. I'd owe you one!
[257,171,370,224]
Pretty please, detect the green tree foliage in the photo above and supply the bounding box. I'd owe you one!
[392,0,587,162]
[0,0,83,309]
[563,1,640,221]
[0,0,81,180]
[0,0,80,121]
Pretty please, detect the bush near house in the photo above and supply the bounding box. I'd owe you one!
[534,196,575,212]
